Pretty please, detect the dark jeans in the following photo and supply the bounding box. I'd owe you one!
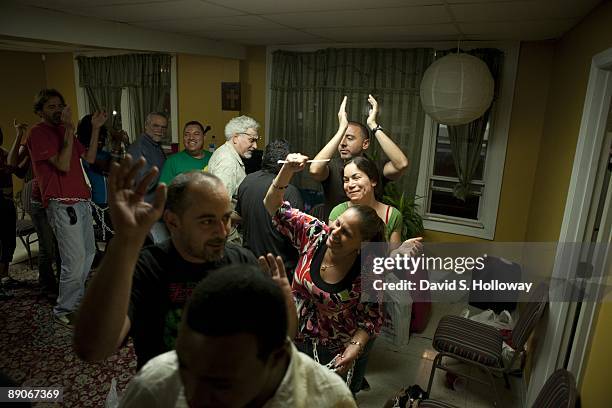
[0,199,16,265]
[296,337,375,394]
[30,201,60,292]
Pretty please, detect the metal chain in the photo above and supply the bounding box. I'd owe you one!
[49,198,115,240]
[312,339,355,388]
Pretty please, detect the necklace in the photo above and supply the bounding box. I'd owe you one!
[320,262,336,272]
[320,252,338,272]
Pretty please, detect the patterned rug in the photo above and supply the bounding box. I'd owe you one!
[0,262,137,407]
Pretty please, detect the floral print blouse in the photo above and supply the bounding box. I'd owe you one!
[273,202,384,352]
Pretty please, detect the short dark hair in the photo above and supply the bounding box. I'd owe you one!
[185,264,288,359]
[261,139,290,174]
[76,114,108,148]
[346,156,380,184]
[348,121,370,140]
[347,204,386,243]
[33,89,65,113]
[165,171,223,215]
[183,120,205,134]
[346,156,383,200]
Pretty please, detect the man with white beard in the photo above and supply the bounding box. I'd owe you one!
[207,115,260,244]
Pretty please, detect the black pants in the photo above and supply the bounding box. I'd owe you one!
[0,198,16,265]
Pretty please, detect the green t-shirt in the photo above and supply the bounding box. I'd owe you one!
[159,150,212,185]
[328,201,403,242]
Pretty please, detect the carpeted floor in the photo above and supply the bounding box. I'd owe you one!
[0,263,137,407]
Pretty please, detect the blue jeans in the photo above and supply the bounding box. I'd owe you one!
[296,337,376,394]
[46,200,96,317]
[30,200,60,291]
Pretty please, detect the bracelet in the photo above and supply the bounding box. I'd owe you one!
[348,340,364,353]
[272,182,288,190]
[370,124,383,134]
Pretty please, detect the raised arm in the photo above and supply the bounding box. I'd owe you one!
[83,111,108,164]
[264,153,309,216]
[7,119,28,167]
[309,96,349,181]
[258,254,297,339]
[366,94,409,181]
[74,155,166,361]
[47,106,76,173]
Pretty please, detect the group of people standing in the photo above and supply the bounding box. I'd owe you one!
[2,86,420,406]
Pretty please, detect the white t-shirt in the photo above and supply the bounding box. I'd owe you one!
[119,342,356,408]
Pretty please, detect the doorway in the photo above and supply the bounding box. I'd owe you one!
[526,46,612,404]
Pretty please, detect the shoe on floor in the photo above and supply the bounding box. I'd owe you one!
[1,277,23,289]
[360,377,371,391]
[54,313,76,329]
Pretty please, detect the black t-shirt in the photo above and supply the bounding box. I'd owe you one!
[321,156,390,221]
[236,170,303,276]
[127,240,257,369]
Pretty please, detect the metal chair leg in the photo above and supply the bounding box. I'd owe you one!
[426,353,443,398]
[18,236,33,269]
[503,372,511,389]
[484,368,501,407]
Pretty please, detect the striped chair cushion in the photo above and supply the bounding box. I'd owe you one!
[419,400,460,408]
[433,315,503,367]
[512,283,548,350]
[532,369,576,408]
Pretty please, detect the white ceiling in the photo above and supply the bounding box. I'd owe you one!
[6,0,603,46]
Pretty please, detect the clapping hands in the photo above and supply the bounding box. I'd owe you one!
[91,111,108,129]
[13,119,28,135]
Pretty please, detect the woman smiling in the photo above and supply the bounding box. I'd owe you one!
[329,156,403,245]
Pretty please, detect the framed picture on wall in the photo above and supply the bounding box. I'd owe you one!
[222,82,241,111]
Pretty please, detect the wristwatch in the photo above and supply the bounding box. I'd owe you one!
[370,124,383,134]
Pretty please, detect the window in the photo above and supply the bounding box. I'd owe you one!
[428,121,488,221]
[415,44,518,240]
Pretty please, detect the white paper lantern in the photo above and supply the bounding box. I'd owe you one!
[420,53,494,126]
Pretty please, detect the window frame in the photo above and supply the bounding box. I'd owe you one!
[414,43,519,240]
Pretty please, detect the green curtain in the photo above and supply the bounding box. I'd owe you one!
[128,86,169,142]
[83,86,122,128]
[270,48,433,197]
[77,54,171,141]
[436,48,504,200]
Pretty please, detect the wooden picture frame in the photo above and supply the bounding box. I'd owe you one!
[222,82,241,111]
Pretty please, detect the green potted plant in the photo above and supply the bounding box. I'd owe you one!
[382,182,424,240]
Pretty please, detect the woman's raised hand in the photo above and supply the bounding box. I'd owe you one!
[284,153,309,173]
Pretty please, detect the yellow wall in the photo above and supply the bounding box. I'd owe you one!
[176,54,240,149]
[240,46,267,141]
[534,2,612,405]
[0,51,46,146]
[43,53,79,125]
[582,303,612,407]
[0,50,46,195]
[526,2,612,243]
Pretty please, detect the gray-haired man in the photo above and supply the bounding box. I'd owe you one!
[207,115,260,244]
[127,112,168,203]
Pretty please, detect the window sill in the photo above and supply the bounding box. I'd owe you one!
[423,218,494,240]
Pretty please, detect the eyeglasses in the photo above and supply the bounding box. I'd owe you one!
[239,132,259,143]
[151,124,168,130]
